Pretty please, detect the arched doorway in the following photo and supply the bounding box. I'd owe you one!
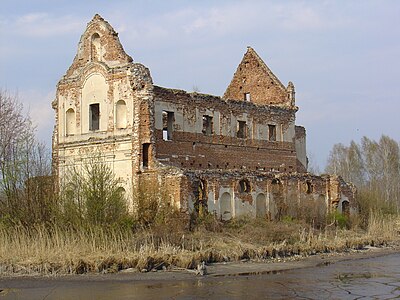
[256,193,266,218]
[220,192,232,221]
[341,200,350,217]
[194,179,207,217]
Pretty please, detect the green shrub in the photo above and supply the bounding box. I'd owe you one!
[61,156,131,229]
[327,211,348,229]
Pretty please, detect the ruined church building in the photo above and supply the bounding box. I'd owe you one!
[52,15,356,220]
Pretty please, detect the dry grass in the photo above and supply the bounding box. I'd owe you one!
[0,212,399,276]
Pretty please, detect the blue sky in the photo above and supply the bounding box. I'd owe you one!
[1,0,399,169]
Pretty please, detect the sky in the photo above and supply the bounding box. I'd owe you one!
[1,0,399,170]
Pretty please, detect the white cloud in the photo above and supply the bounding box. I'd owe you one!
[5,13,83,38]
[167,2,352,37]
[16,12,48,24]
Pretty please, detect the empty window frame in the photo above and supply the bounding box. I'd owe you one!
[306,181,313,194]
[89,103,100,131]
[238,179,251,193]
[244,92,251,102]
[162,111,174,141]
[268,124,276,141]
[237,121,247,138]
[116,187,126,199]
[142,143,150,168]
[202,115,213,136]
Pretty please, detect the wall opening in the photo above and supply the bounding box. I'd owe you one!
[116,100,127,129]
[306,181,313,194]
[202,115,213,136]
[268,124,276,141]
[142,143,150,168]
[256,193,266,218]
[66,108,75,136]
[162,111,174,141]
[117,187,126,199]
[194,179,207,217]
[244,92,251,102]
[238,179,251,193]
[91,33,101,61]
[270,178,285,220]
[342,200,350,217]
[220,192,232,221]
[237,121,247,138]
[89,103,100,131]
[271,178,281,185]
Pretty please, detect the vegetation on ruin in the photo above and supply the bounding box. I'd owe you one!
[0,90,400,276]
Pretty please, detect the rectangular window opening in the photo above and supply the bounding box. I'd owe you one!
[142,143,150,168]
[162,111,174,141]
[89,103,100,131]
[244,92,251,102]
[268,124,276,141]
[237,121,247,138]
[202,115,213,136]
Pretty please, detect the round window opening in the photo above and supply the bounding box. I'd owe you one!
[238,179,251,193]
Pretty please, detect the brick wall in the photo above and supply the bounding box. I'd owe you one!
[223,47,292,107]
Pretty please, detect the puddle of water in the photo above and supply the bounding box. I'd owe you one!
[1,253,400,299]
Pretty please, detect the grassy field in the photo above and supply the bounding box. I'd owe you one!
[0,212,399,276]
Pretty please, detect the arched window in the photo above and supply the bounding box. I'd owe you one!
[238,179,251,193]
[117,187,126,199]
[271,178,281,185]
[116,100,127,129]
[91,33,101,61]
[66,108,75,135]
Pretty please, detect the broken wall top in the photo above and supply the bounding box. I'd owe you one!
[295,126,306,139]
[223,47,295,107]
[63,14,133,79]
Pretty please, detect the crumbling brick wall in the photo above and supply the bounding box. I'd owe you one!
[153,86,301,172]
[182,170,355,222]
[53,14,357,219]
[223,47,294,107]
[295,125,307,172]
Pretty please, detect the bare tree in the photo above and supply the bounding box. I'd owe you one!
[326,135,400,211]
[307,152,320,174]
[0,89,52,225]
[325,143,349,178]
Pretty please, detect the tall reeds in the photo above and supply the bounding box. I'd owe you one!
[1,213,399,276]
